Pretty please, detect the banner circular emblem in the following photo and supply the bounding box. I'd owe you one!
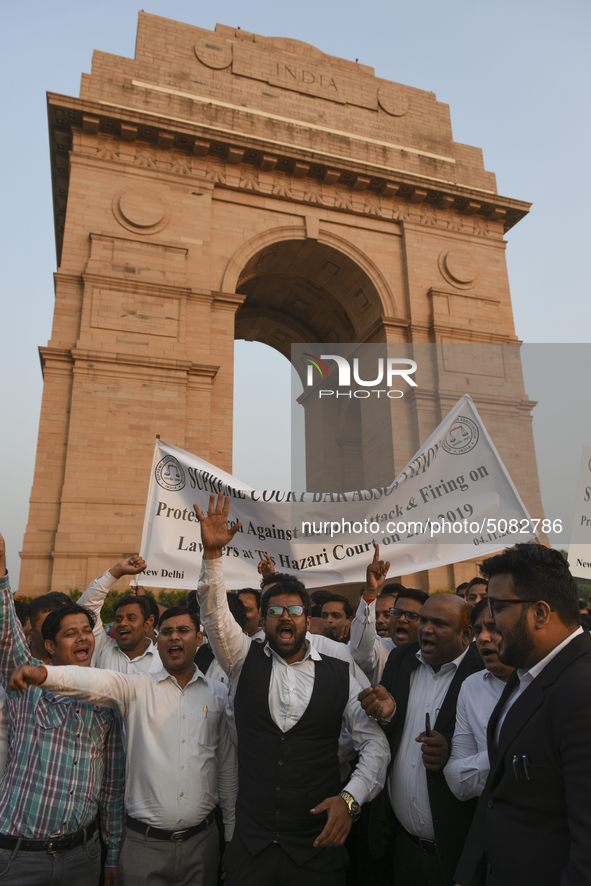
[442,417,479,455]
[155,455,186,491]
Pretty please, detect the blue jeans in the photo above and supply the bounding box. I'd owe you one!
[0,830,102,886]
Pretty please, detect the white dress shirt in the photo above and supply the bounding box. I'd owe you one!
[494,626,584,744]
[78,570,162,674]
[198,558,389,806]
[349,598,394,682]
[444,669,506,800]
[43,664,237,837]
[389,646,469,840]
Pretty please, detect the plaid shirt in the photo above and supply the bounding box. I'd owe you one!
[0,572,125,866]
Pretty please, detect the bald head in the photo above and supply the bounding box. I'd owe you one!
[419,593,473,670]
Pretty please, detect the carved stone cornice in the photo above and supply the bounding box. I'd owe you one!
[48,92,530,263]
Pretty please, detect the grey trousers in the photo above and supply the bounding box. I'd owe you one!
[118,820,219,886]
[0,829,102,886]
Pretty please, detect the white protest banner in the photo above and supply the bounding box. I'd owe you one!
[568,446,591,579]
[137,394,536,589]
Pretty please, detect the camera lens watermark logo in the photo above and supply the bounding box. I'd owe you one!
[442,417,479,455]
[155,455,186,491]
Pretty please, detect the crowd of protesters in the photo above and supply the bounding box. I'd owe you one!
[0,492,589,886]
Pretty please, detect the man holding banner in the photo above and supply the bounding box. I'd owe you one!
[194,493,390,886]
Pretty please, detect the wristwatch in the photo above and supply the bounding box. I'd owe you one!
[339,790,361,822]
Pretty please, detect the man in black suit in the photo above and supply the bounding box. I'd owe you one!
[455,543,591,886]
[360,593,483,886]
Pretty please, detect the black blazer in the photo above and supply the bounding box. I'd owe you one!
[376,641,484,884]
[456,631,591,886]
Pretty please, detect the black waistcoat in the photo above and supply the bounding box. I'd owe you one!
[234,642,349,866]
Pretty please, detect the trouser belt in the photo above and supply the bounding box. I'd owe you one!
[0,819,97,853]
[125,811,215,843]
[403,828,438,854]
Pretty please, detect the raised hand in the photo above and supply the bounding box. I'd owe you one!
[358,684,395,720]
[257,553,275,576]
[194,494,243,558]
[109,555,146,580]
[365,544,390,600]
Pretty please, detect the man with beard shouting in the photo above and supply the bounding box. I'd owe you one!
[455,544,591,886]
[194,494,390,886]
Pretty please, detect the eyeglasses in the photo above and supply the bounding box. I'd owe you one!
[487,598,539,617]
[266,605,305,618]
[389,607,420,623]
[159,625,195,636]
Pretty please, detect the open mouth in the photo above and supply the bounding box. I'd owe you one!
[395,625,409,639]
[73,646,90,661]
[167,644,183,658]
[117,628,131,639]
[278,625,294,641]
[480,648,496,661]
[421,638,436,653]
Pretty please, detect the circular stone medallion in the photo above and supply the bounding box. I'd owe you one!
[119,188,165,227]
[378,88,410,117]
[194,36,233,69]
[438,249,478,289]
[112,187,171,234]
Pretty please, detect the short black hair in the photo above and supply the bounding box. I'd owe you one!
[322,594,353,619]
[29,595,62,628]
[113,595,152,622]
[395,588,428,608]
[383,582,407,597]
[579,599,587,610]
[470,598,489,626]
[138,594,160,625]
[456,582,469,593]
[466,577,488,592]
[158,607,200,631]
[480,544,580,627]
[260,572,297,590]
[227,593,247,630]
[261,580,311,619]
[187,590,199,614]
[42,604,96,643]
[310,589,332,607]
[238,588,261,609]
[46,592,72,605]
[14,600,30,627]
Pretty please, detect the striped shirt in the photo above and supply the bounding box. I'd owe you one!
[0,572,125,866]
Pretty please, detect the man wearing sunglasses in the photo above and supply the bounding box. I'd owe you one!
[350,546,428,683]
[456,544,591,886]
[194,494,390,886]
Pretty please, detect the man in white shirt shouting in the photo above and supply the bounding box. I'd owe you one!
[194,493,390,886]
[10,605,237,886]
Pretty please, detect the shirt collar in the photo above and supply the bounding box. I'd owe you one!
[416,644,469,674]
[263,636,321,664]
[122,638,155,663]
[155,664,206,686]
[517,626,584,682]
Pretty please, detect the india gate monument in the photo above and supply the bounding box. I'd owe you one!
[19,13,544,594]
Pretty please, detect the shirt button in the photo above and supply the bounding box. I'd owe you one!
[411,764,415,769]
[488,799,494,809]
[180,793,184,797]
[183,715,186,720]
[182,739,185,743]
[276,785,280,791]
[181,765,185,770]
[280,736,285,741]
[278,760,283,766]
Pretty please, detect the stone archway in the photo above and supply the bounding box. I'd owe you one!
[19,14,543,594]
